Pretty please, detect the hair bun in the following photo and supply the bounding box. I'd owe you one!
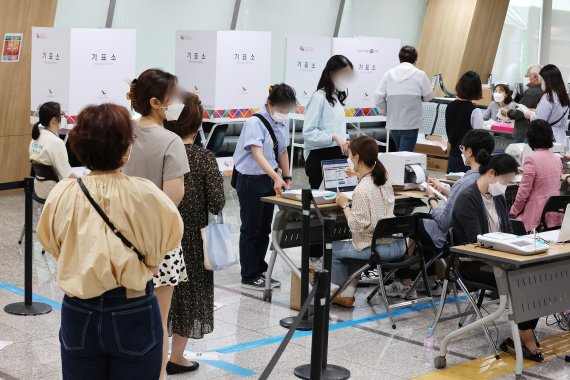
[476,149,491,166]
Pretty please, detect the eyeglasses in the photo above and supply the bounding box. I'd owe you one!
[459,145,464,152]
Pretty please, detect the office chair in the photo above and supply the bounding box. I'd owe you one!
[332,215,436,329]
[18,162,59,254]
[536,195,570,232]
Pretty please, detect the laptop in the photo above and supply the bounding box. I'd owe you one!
[321,159,358,199]
[535,204,570,243]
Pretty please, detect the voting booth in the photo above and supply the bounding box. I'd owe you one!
[332,36,400,116]
[30,27,136,125]
[175,30,271,119]
[284,36,332,112]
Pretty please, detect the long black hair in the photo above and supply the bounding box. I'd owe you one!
[348,136,387,186]
[317,55,353,107]
[32,102,61,140]
[539,64,570,107]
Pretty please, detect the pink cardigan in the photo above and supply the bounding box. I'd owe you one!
[510,149,563,232]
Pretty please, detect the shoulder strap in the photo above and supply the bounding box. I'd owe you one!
[549,107,569,127]
[76,178,145,262]
[253,113,279,162]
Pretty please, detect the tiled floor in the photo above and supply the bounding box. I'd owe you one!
[0,170,568,380]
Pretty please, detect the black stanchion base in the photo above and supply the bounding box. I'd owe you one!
[294,364,351,380]
[280,316,313,331]
[4,302,52,316]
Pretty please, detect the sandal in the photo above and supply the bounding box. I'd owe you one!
[499,337,544,362]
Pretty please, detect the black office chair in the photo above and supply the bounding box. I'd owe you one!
[430,228,500,359]
[536,195,570,232]
[18,162,59,254]
[332,215,436,329]
[510,218,527,235]
[205,124,229,154]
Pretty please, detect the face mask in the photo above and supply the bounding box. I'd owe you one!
[59,115,68,129]
[493,92,505,103]
[541,83,546,92]
[348,158,356,172]
[272,111,288,124]
[488,179,507,196]
[524,77,531,86]
[162,102,185,121]
[123,146,132,165]
[334,78,350,92]
[461,153,469,167]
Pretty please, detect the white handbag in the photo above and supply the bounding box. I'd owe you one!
[201,212,237,271]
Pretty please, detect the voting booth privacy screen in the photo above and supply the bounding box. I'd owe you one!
[30,27,136,125]
[175,30,271,119]
[284,35,400,117]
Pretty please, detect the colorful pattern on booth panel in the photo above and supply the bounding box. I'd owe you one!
[202,108,260,119]
[345,107,381,117]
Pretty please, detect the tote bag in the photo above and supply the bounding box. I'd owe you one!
[201,212,237,271]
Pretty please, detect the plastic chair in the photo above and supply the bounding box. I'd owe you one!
[332,215,436,329]
[18,162,59,253]
[536,195,570,232]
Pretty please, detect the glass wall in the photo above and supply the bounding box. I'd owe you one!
[112,0,234,75]
[54,0,110,28]
[551,0,570,83]
[492,0,542,86]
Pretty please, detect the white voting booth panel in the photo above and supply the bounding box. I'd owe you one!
[175,30,271,119]
[332,36,400,116]
[30,28,136,125]
[284,36,332,109]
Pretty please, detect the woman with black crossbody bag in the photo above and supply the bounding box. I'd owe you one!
[231,84,297,290]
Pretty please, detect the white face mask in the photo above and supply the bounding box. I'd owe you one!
[541,83,546,92]
[347,157,356,172]
[163,102,185,121]
[493,92,505,103]
[524,76,531,86]
[272,111,288,124]
[334,78,350,93]
[461,153,469,167]
[60,115,68,129]
[488,179,507,196]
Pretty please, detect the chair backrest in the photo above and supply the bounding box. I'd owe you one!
[510,218,527,235]
[205,124,229,154]
[538,195,570,231]
[421,102,439,135]
[31,161,59,183]
[370,215,417,263]
[447,227,456,247]
[432,103,447,136]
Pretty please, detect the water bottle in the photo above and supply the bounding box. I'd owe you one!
[423,327,435,364]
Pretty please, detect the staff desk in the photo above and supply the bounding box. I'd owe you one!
[260,190,426,301]
[434,243,570,378]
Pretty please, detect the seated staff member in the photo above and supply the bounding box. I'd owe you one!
[303,55,354,189]
[29,102,74,199]
[445,71,484,173]
[37,104,183,379]
[386,130,495,299]
[527,64,570,148]
[233,84,297,290]
[510,120,563,232]
[483,84,516,121]
[451,154,544,362]
[332,136,406,308]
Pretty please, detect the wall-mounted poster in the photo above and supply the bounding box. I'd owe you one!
[332,36,400,116]
[176,30,271,119]
[30,27,136,125]
[2,33,23,62]
[284,36,332,111]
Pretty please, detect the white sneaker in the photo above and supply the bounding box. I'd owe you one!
[415,278,443,297]
[384,280,417,300]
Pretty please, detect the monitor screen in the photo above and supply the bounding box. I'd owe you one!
[321,159,358,192]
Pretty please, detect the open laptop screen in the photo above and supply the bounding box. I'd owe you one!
[321,159,358,192]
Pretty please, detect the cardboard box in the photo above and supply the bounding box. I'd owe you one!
[427,156,449,172]
[290,269,314,311]
[414,135,450,158]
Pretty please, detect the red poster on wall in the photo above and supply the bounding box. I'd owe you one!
[2,33,23,62]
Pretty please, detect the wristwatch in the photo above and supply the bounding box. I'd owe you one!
[283,176,292,181]
[428,197,438,205]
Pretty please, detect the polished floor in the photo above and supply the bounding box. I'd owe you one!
[0,169,569,380]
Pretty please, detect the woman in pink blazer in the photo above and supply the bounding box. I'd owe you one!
[511,120,563,232]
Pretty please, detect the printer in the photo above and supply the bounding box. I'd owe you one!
[378,152,427,187]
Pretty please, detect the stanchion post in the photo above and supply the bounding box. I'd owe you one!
[4,176,52,316]
[280,189,313,330]
[309,270,328,380]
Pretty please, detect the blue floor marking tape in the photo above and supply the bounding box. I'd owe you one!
[0,282,467,377]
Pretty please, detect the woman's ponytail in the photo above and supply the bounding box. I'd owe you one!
[31,121,41,140]
[476,149,491,173]
[371,158,387,186]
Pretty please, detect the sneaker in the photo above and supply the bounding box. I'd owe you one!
[384,280,417,300]
[241,276,266,291]
[359,269,379,285]
[262,272,281,288]
[415,278,443,297]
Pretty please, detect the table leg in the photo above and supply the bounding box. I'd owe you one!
[434,294,508,369]
[509,296,524,377]
[290,119,296,174]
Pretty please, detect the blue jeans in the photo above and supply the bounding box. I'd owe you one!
[331,240,407,285]
[389,129,419,152]
[60,282,162,380]
[236,174,275,281]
